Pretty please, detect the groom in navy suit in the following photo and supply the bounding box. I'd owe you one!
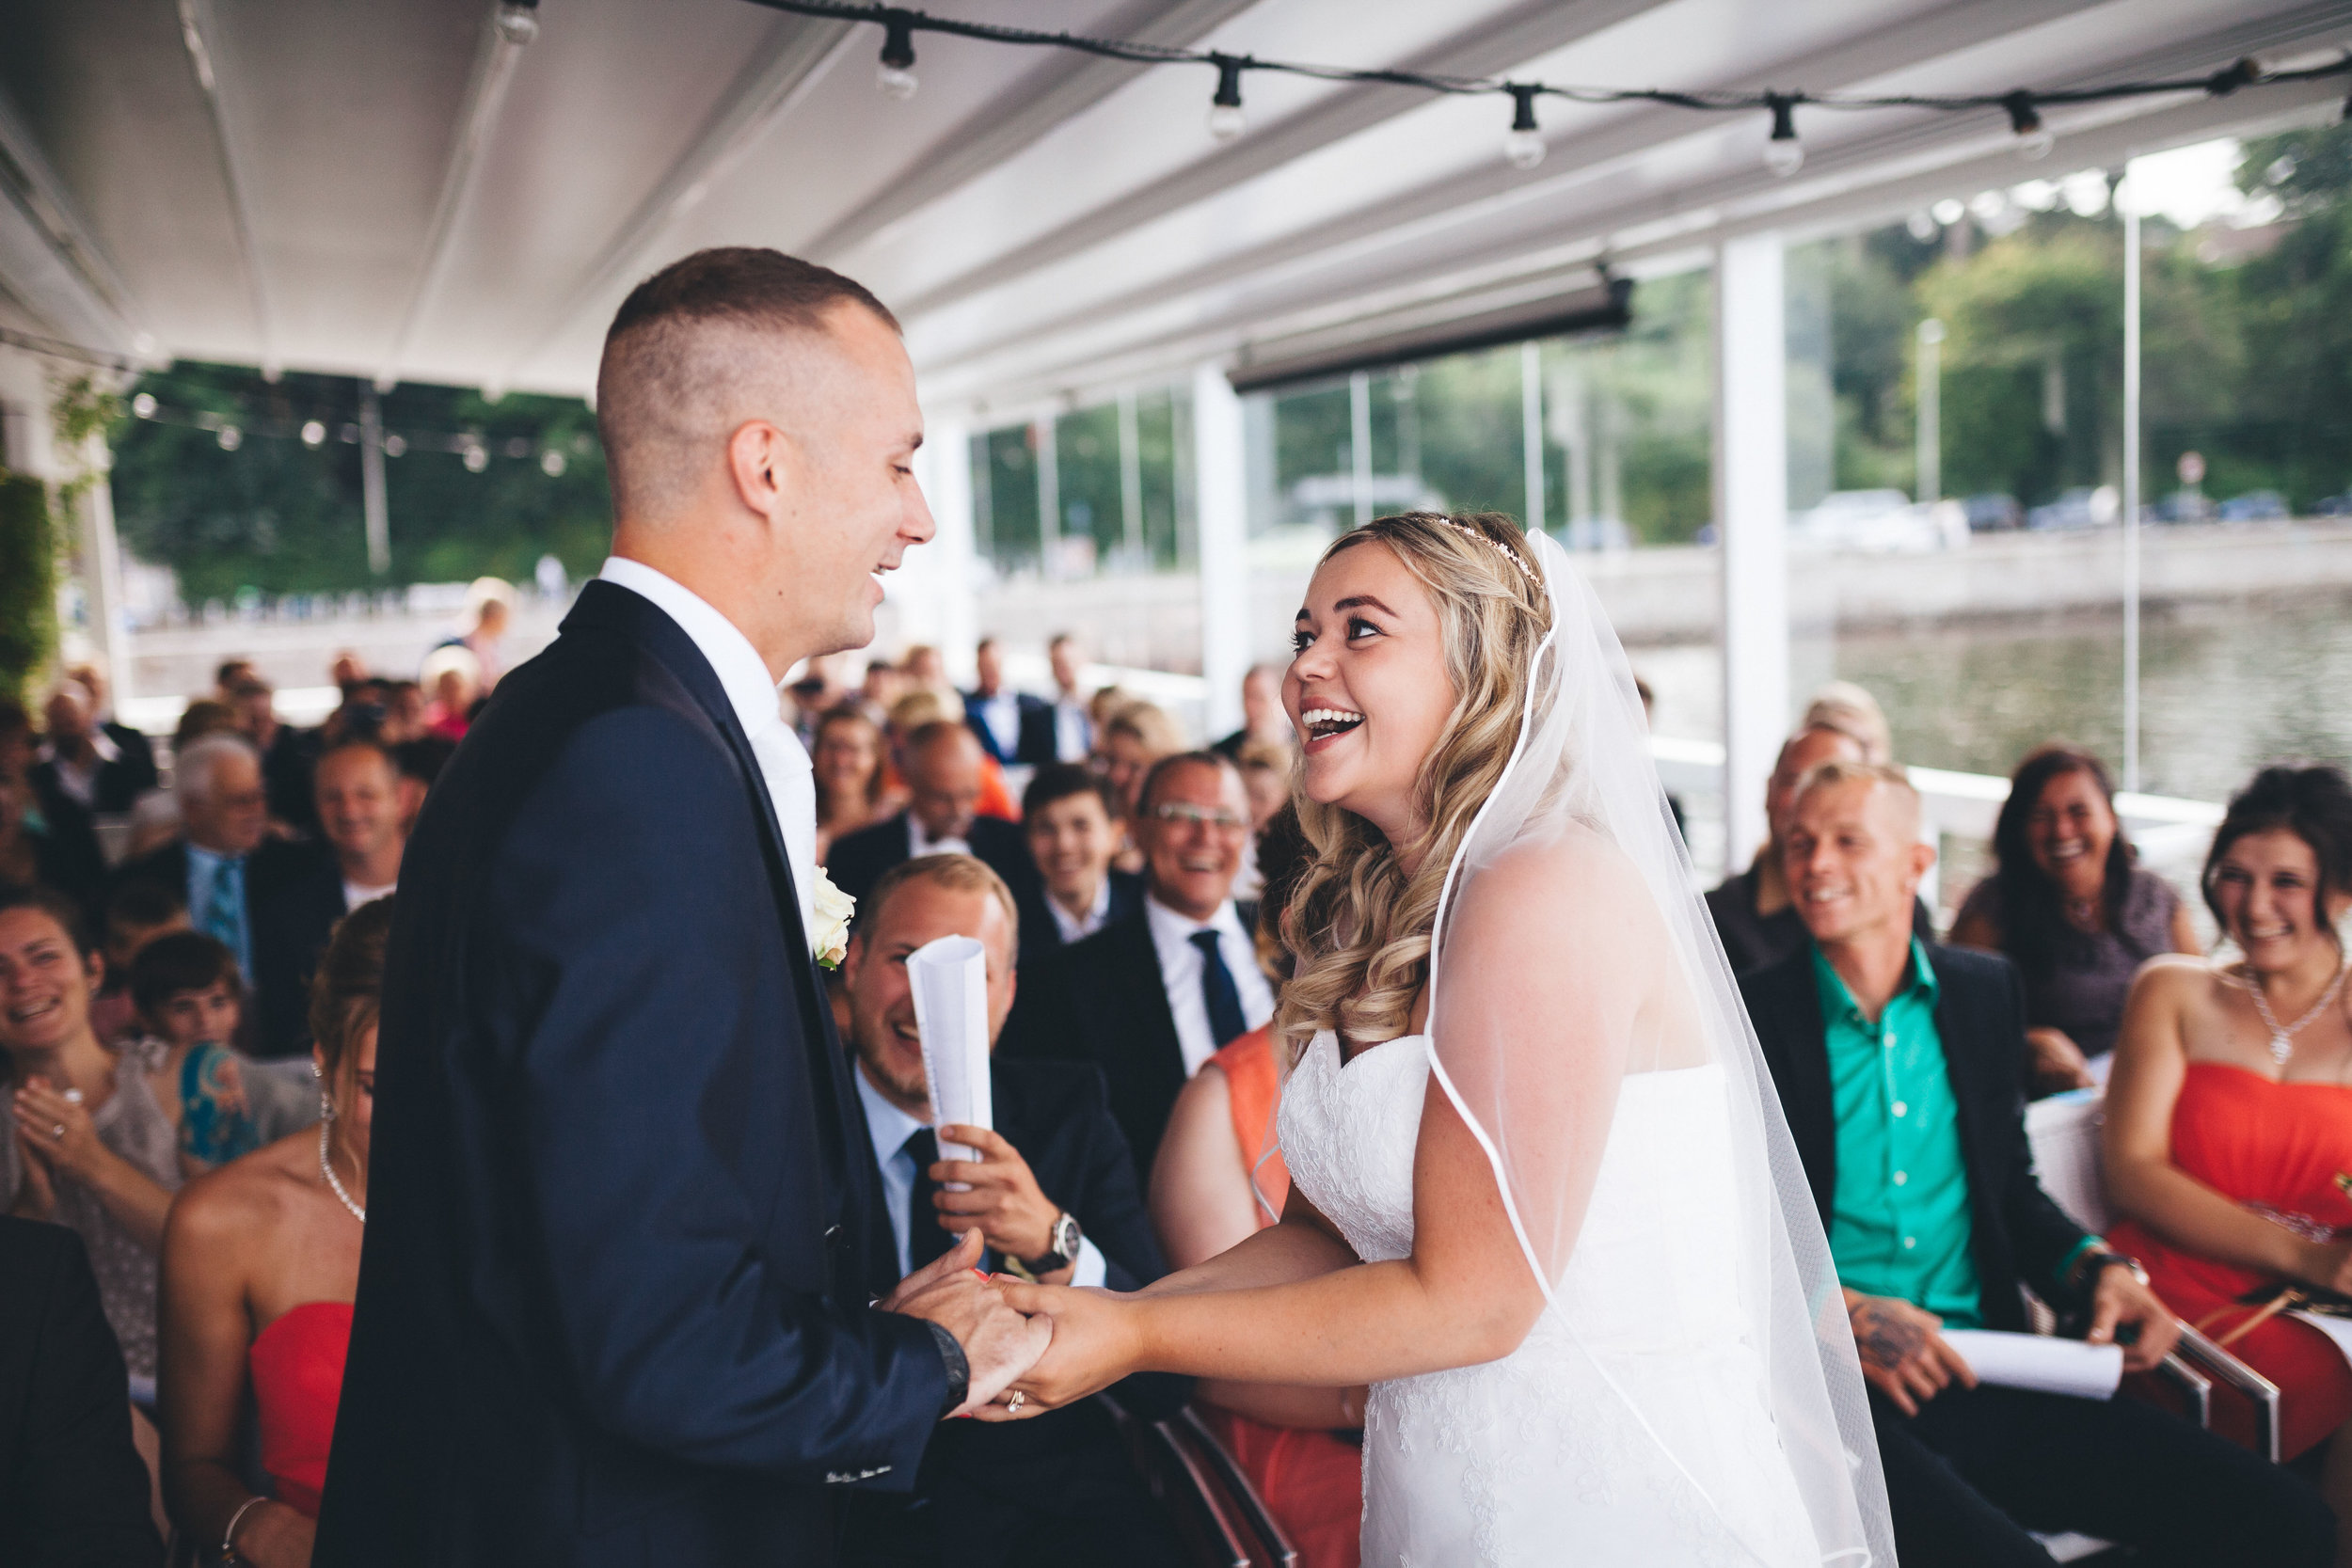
[315,249,1049,1568]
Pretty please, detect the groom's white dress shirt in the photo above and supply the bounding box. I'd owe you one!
[1145,894,1275,1076]
[598,558,818,931]
[853,1061,1105,1286]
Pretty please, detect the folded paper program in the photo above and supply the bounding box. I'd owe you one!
[909,934,993,1167]
[1940,1329,2123,1400]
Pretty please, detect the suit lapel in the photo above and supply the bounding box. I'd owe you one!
[1927,950,1994,1209]
[1765,956,1839,1228]
[1122,916,1190,1101]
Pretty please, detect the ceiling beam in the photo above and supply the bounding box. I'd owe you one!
[175,0,278,375]
[890,0,1674,319]
[910,0,2112,377]
[496,14,859,388]
[374,2,541,394]
[798,0,1263,262]
[0,89,147,355]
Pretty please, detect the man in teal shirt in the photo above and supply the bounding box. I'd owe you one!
[1741,760,2328,1568]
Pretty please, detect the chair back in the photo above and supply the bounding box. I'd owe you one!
[2026,1088,2112,1234]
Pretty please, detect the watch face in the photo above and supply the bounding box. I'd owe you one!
[1055,1213,1080,1259]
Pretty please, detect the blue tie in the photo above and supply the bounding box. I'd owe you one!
[202,858,246,975]
[1191,929,1248,1049]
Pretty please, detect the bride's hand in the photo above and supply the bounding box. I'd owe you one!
[971,1280,1142,1420]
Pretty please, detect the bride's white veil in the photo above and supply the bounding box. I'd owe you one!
[1421,529,1896,1565]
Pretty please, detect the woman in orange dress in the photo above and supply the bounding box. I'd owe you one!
[2104,765,2352,1537]
[1149,808,1362,1568]
[158,898,389,1566]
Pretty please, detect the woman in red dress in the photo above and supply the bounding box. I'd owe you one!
[2105,765,2352,1543]
[1150,809,1363,1568]
[158,898,389,1567]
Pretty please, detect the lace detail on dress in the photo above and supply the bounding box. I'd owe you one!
[1278,1032,1820,1567]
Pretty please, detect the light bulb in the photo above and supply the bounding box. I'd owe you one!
[1206,54,1247,143]
[301,420,326,447]
[1763,137,1804,178]
[1206,103,1247,141]
[876,17,916,101]
[463,443,489,473]
[495,3,538,45]
[2002,93,2053,163]
[540,449,567,477]
[384,434,407,458]
[1503,129,1546,170]
[2018,127,2055,161]
[132,392,157,418]
[876,63,917,101]
[216,424,242,451]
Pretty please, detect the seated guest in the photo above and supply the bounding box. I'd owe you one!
[64,662,160,798]
[962,637,1055,768]
[1002,751,1270,1185]
[0,887,181,1399]
[1708,721,1931,974]
[116,734,310,991]
[1046,632,1092,762]
[814,705,894,863]
[91,880,188,1046]
[1,700,106,909]
[1951,745,2201,1094]
[1015,765,1140,966]
[1,760,104,916]
[1151,806,1362,1568]
[1741,762,2329,1568]
[1804,678,1894,764]
[1231,737,1291,901]
[828,721,1038,908]
[229,677,320,840]
[1212,664,1292,760]
[2104,764,2352,1525]
[160,897,387,1565]
[130,932,316,1173]
[0,1216,164,1567]
[886,687,1015,822]
[37,683,145,816]
[254,739,405,1058]
[834,857,1186,1568]
[1096,700,1183,877]
[419,645,482,741]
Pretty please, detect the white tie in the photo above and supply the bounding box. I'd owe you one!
[748,717,818,933]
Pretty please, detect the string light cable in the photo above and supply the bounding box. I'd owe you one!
[739,1,2352,174]
[119,390,585,477]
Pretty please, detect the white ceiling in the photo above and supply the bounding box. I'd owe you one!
[3,0,2345,420]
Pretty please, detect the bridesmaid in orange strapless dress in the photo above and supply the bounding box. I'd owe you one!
[2101,767,2352,1539]
[1152,1023,1365,1568]
[157,899,388,1567]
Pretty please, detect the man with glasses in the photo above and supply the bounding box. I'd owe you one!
[1002,751,1268,1186]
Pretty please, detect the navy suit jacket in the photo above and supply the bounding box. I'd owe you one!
[825,813,1040,912]
[1013,868,1143,970]
[313,581,946,1568]
[250,848,355,1059]
[961,690,1055,768]
[1739,941,2094,1333]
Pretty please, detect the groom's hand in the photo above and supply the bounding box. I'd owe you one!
[969,1280,1137,1420]
[881,1229,1053,1417]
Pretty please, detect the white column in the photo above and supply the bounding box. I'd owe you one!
[2121,172,2143,796]
[1032,414,1060,576]
[1716,231,1790,873]
[1915,319,1944,505]
[1349,371,1374,529]
[359,387,390,576]
[76,465,135,705]
[910,416,978,684]
[1194,362,1248,742]
[1117,388,1144,568]
[1520,340,1546,538]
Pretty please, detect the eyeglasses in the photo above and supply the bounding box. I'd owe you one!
[1151,802,1250,833]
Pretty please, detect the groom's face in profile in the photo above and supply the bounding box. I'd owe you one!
[843,878,1019,1117]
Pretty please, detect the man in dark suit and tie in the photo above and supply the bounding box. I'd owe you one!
[1740,759,2330,1568]
[1002,751,1270,1185]
[314,247,1047,1568]
[828,722,1039,908]
[961,638,1056,768]
[1013,765,1141,968]
[834,853,1188,1568]
[115,733,310,990]
[251,737,407,1057]
[34,684,147,816]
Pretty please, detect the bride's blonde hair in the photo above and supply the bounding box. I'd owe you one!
[1276,512,1549,1057]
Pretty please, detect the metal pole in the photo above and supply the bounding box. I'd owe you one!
[1117,388,1143,568]
[1349,371,1373,529]
[2122,175,2143,795]
[1194,364,1249,740]
[1915,318,1944,505]
[1033,414,1059,577]
[1716,232,1791,873]
[1520,340,1547,538]
[359,386,389,576]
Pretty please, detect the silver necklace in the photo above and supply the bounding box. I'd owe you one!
[318,1119,366,1224]
[2243,958,2350,1067]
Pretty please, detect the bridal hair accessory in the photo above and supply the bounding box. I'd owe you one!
[1437,518,1540,589]
[811,871,856,970]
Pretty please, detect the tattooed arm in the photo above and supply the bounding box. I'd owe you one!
[1843,1289,1978,1418]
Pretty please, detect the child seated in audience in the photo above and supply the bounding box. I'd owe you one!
[159,896,389,1567]
[129,931,317,1175]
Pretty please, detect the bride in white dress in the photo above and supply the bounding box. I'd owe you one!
[992,512,1894,1566]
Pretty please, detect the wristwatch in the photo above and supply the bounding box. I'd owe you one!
[2074,1247,2150,1293]
[1019,1211,1083,1277]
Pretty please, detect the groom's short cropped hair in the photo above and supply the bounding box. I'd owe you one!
[596,246,900,521]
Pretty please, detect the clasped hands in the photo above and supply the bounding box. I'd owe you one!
[1846,1269,2179,1418]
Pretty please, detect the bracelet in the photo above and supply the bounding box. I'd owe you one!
[222,1495,269,1563]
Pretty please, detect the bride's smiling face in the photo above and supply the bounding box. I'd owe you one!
[1286,542,1457,847]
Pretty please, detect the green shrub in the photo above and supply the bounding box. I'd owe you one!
[0,470,57,708]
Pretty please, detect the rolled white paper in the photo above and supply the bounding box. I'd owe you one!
[908,934,993,1170]
[1940,1329,2123,1400]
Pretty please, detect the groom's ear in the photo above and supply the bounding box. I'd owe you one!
[724,419,794,526]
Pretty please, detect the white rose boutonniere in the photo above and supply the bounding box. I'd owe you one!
[811,871,855,971]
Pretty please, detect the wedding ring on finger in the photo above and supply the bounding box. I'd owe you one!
[51,1123,66,1140]
[1006,1390,1025,1414]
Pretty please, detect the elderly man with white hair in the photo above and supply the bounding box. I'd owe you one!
[115,734,309,986]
